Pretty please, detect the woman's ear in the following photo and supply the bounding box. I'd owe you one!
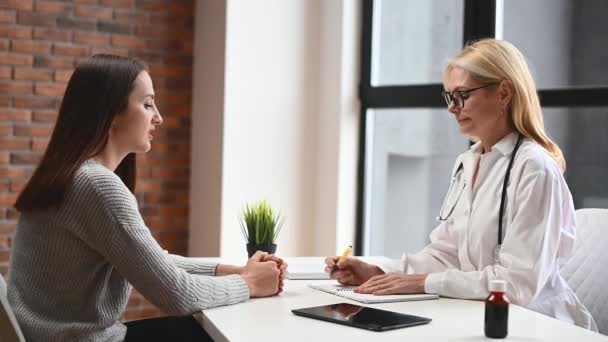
[498,80,514,108]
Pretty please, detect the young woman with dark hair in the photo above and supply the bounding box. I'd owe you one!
[8,54,286,342]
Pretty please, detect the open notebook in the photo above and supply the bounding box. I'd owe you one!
[309,283,439,304]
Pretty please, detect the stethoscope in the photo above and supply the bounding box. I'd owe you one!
[436,134,523,264]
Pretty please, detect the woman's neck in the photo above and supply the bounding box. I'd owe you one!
[479,122,515,153]
[92,144,126,171]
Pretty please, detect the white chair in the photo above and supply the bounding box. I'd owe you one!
[560,208,608,335]
[0,274,26,342]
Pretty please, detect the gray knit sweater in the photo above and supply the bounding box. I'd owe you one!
[7,159,249,341]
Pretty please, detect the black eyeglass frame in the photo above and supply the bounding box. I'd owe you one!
[442,83,497,108]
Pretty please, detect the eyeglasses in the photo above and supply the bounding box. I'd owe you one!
[442,83,496,109]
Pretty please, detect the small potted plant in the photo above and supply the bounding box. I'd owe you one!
[239,199,284,257]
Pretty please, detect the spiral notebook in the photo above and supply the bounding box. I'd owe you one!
[308,283,439,304]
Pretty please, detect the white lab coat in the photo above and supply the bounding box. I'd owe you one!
[376,132,597,330]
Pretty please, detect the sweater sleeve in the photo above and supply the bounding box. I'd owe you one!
[68,168,249,315]
[167,254,218,276]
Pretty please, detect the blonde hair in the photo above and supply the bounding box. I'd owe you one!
[444,39,565,172]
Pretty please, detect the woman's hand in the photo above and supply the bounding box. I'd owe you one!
[260,254,287,293]
[324,256,384,286]
[354,273,428,295]
[240,251,281,297]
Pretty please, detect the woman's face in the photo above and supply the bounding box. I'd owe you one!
[111,71,162,154]
[444,67,503,139]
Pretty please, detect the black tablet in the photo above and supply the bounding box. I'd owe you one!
[292,303,431,332]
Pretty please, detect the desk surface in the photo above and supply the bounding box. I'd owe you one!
[194,258,607,342]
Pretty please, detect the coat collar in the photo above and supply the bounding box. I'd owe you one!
[468,131,520,157]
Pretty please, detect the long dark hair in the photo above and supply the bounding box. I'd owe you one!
[15,54,147,212]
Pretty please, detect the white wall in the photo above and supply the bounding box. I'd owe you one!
[188,0,227,256]
[189,0,361,259]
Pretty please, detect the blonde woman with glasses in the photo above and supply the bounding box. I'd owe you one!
[325,39,596,330]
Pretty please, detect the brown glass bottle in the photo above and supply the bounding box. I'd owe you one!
[485,279,509,339]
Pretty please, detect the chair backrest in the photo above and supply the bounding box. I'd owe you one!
[0,274,26,342]
[561,208,608,335]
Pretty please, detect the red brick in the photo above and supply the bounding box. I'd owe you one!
[34,1,74,13]
[0,53,33,66]
[159,231,187,242]
[0,166,34,178]
[160,206,188,217]
[0,235,12,250]
[6,208,18,220]
[135,0,169,11]
[97,20,130,34]
[0,108,31,122]
[0,251,9,263]
[0,97,9,106]
[101,0,134,8]
[0,152,7,163]
[139,206,158,216]
[0,9,15,23]
[0,0,33,10]
[33,28,72,41]
[154,90,189,105]
[52,44,91,57]
[14,68,53,81]
[32,138,49,151]
[111,35,145,49]
[32,111,58,122]
[14,124,54,137]
[73,0,98,4]
[13,96,59,110]
[113,10,147,24]
[54,70,73,82]
[74,31,110,45]
[17,11,57,27]
[10,179,28,192]
[74,5,113,20]
[34,83,66,97]
[0,66,10,79]
[0,123,11,136]
[150,167,188,178]
[56,15,96,31]
[10,152,42,165]
[0,138,30,150]
[157,116,179,128]
[34,55,74,69]
[0,24,31,38]
[133,25,167,39]
[0,81,33,95]
[11,40,52,54]
[0,223,16,234]
[0,39,8,50]
[146,39,180,51]
[90,47,128,56]
[137,181,161,192]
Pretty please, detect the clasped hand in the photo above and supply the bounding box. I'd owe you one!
[240,251,287,297]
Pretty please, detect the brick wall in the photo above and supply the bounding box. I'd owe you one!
[0,0,194,321]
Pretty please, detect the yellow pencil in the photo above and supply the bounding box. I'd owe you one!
[331,245,352,273]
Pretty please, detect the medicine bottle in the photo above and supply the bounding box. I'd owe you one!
[485,279,509,338]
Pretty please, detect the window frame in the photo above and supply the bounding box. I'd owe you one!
[355,0,608,254]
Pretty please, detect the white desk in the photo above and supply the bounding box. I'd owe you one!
[194,258,607,342]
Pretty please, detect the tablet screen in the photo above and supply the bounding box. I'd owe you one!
[292,303,431,331]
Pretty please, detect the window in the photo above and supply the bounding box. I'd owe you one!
[356,0,608,256]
